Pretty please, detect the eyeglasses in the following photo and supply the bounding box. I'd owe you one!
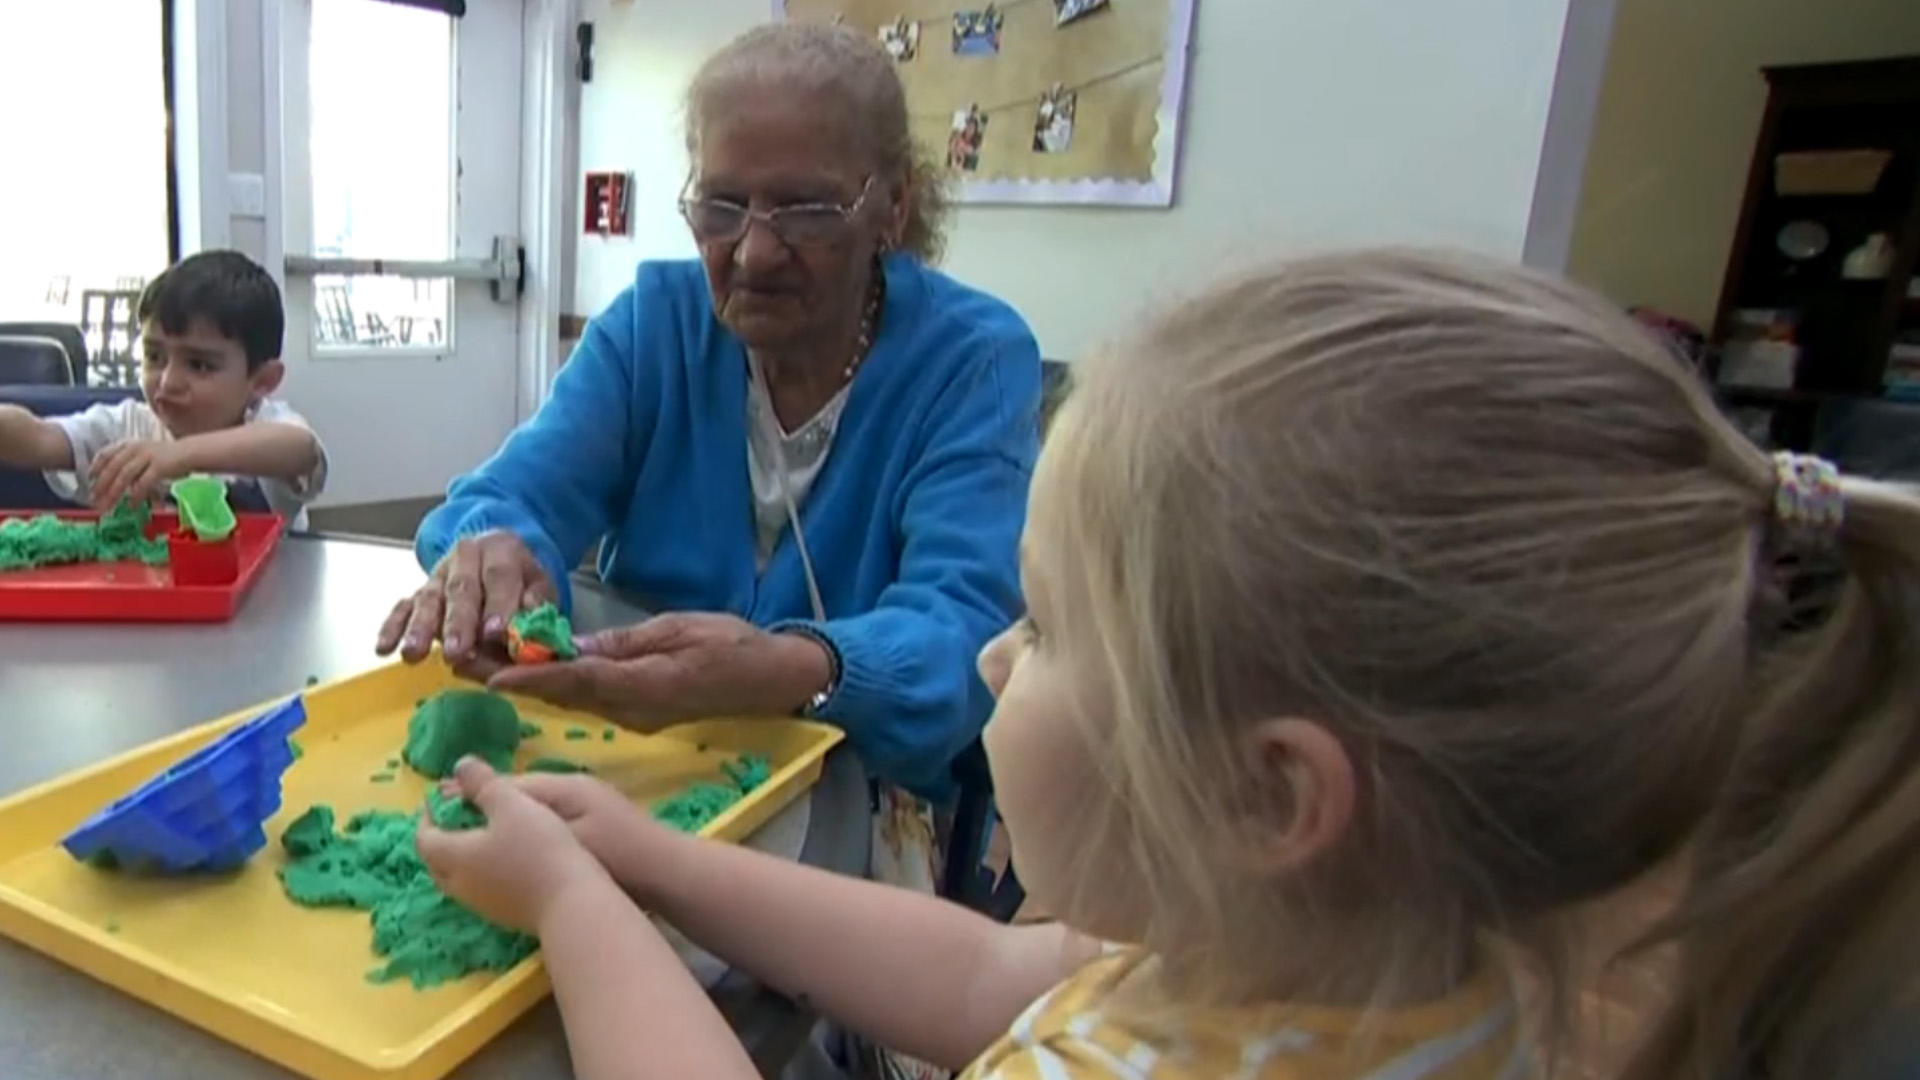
[679,177,874,247]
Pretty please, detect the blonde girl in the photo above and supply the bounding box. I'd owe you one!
[415,250,1920,1080]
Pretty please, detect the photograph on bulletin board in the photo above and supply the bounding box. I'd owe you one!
[776,0,1197,206]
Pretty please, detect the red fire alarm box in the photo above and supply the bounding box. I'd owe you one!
[584,171,632,236]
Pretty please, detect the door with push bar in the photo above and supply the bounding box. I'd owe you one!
[279,0,525,507]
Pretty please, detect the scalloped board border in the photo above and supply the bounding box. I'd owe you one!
[774,0,1198,207]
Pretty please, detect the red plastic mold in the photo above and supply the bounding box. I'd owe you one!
[167,529,241,586]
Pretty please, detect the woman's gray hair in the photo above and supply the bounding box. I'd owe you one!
[684,22,951,262]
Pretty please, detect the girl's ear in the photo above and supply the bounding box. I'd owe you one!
[1231,718,1356,874]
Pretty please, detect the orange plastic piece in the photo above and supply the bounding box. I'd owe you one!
[503,626,555,665]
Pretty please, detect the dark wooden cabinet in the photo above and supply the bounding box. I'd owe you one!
[1711,57,1920,453]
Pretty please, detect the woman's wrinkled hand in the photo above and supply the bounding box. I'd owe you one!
[375,530,556,679]
[415,758,615,932]
[486,612,832,730]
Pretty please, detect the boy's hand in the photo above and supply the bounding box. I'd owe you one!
[416,757,615,932]
[89,439,191,510]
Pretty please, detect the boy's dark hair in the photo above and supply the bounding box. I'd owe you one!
[137,250,285,371]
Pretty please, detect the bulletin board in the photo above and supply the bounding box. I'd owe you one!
[776,0,1197,206]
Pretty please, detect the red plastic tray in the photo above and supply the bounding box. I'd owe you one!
[0,510,285,623]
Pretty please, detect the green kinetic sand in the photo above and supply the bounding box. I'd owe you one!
[276,754,776,988]
[563,727,590,741]
[426,787,488,830]
[276,798,535,988]
[0,499,168,572]
[402,690,523,779]
[526,757,592,774]
[517,721,545,739]
[651,754,771,833]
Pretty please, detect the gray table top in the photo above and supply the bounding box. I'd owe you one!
[0,533,867,1079]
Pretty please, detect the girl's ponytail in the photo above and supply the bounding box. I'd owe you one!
[1627,464,1920,1079]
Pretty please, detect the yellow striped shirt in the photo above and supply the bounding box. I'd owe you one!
[959,951,1526,1080]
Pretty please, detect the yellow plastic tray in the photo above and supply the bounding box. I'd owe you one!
[0,659,843,1080]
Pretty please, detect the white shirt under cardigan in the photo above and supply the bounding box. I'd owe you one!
[745,379,851,573]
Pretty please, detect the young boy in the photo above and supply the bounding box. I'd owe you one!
[0,250,327,528]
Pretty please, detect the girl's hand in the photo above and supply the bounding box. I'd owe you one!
[416,757,616,932]
[516,771,688,905]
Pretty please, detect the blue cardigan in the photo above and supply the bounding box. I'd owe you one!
[417,255,1042,799]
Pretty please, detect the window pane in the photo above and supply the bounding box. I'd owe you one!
[309,0,452,350]
[0,0,168,387]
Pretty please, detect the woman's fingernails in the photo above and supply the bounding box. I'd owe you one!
[484,616,505,637]
[446,635,466,656]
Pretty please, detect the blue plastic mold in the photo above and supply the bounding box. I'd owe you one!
[62,696,307,874]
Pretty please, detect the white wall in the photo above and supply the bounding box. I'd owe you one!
[574,0,1582,360]
[225,0,274,269]
[573,0,768,312]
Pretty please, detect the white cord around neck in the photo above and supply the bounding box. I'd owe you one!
[749,354,828,622]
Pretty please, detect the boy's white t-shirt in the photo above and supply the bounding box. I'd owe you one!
[45,398,328,530]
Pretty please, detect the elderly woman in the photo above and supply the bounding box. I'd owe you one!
[376,25,1038,818]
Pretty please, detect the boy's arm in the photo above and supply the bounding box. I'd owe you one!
[537,878,760,1080]
[0,404,76,470]
[614,825,1095,1071]
[172,421,321,482]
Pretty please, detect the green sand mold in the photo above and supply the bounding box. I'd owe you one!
[0,499,168,572]
[169,474,236,542]
[276,798,534,988]
[508,603,579,661]
[403,690,523,780]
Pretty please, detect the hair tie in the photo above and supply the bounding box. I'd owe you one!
[1770,451,1844,548]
